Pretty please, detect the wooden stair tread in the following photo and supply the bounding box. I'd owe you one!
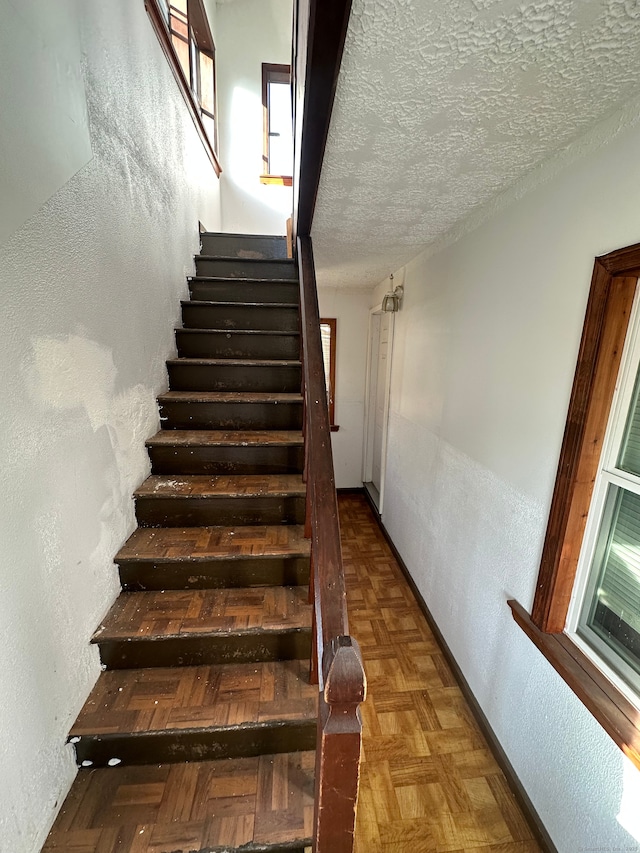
[195,254,295,264]
[189,274,296,283]
[159,391,303,403]
[117,525,310,562]
[71,659,317,737]
[166,358,301,367]
[93,586,311,641]
[176,327,300,336]
[146,430,303,448]
[134,474,305,498]
[42,751,314,852]
[184,300,298,309]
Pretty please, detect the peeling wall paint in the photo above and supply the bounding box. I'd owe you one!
[0,2,221,850]
[372,115,640,852]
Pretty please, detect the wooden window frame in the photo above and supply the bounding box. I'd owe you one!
[320,318,339,432]
[508,241,640,771]
[261,63,293,187]
[145,0,221,175]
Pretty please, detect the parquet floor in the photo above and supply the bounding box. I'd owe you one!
[118,524,310,562]
[339,493,543,853]
[93,586,310,640]
[42,751,315,852]
[71,659,318,736]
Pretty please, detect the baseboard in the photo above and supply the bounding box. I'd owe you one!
[360,490,557,853]
[336,487,365,494]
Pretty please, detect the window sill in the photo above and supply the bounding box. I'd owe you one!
[145,0,221,177]
[508,599,640,771]
[260,174,293,187]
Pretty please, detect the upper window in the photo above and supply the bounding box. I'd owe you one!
[145,0,220,174]
[320,318,338,430]
[261,63,293,186]
[509,243,640,771]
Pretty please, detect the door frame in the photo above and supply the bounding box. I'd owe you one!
[362,303,395,515]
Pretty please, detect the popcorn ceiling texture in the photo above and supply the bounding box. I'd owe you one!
[312,0,640,289]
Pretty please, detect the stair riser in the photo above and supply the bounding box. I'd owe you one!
[195,258,296,279]
[159,401,303,430]
[96,630,312,668]
[176,330,300,360]
[72,722,316,767]
[189,279,298,303]
[118,556,310,590]
[135,495,306,527]
[182,303,299,332]
[148,444,304,475]
[167,362,301,393]
[200,233,288,259]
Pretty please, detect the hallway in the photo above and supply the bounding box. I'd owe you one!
[339,494,543,853]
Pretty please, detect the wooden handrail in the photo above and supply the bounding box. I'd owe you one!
[297,235,367,852]
[290,3,364,848]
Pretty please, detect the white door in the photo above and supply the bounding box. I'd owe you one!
[364,310,393,511]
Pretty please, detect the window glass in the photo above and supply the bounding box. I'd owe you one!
[268,80,293,176]
[578,484,640,691]
[619,365,640,476]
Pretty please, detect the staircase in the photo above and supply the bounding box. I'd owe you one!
[43,233,317,853]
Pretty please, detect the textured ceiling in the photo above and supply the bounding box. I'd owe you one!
[312,0,640,289]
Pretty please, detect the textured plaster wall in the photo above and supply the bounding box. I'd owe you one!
[317,287,372,489]
[372,114,640,852]
[216,0,293,235]
[0,2,221,850]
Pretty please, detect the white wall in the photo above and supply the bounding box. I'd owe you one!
[373,112,640,853]
[318,287,371,489]
[216,0,293,235]
[0,2,221,850]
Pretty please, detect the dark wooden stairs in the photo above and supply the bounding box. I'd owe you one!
[43,233,317,853]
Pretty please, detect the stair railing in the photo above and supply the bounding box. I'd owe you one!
[297,234,367,853]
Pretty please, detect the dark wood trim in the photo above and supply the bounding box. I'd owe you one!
[336,487,364,495]
[598,241,640,275]
[292,0,353,237]
[531,243,640,633]
[532,266,637,631]
[298,235,365,853]
[145,0,221,176]
[188,0,214,53]
[362,494,557,853]
[509,600,640,772]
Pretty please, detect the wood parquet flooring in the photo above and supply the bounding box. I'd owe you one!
[93,586,311,641]
[42,751,315,852]
[117,524,310,561]
[71,659,318,736]
[146,430,303,447]
[338,494,543,853]
[135,474,306,498]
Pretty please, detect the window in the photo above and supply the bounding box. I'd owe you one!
[145,0,220,174]
[320,318,339,431]
[509,242,640,771]
[570,331,640,703]
[261,64,293,186]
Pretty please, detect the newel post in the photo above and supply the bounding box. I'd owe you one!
[314,635,367,853]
